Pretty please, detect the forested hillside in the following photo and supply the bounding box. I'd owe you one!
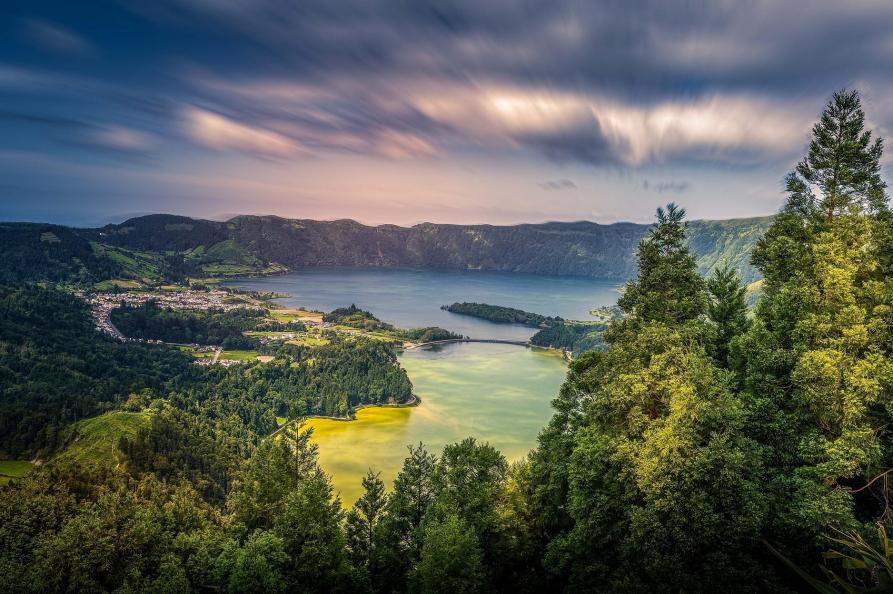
[0,211,772,286]
[91,213,772,282]
[0,285,412,455]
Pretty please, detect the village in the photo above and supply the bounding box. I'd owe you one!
[84,288,341,366]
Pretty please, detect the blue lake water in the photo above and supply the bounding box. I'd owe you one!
[225,267,622,340]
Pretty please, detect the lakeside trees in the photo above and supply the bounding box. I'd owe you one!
[518,89,893,592]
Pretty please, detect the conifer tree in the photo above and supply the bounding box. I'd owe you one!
[616,202,707,327]
[375,444,438,592]
[795,89,886,219]
[706,263,748,368]
[346,470,387,573]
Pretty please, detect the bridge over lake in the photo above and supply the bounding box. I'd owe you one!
[403,338,530,350]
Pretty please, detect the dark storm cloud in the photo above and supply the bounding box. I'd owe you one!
[127,0,893,93]
[2,0,893,165]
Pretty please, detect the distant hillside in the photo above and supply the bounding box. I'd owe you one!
[89,213,773,282]
[0,213,774,284]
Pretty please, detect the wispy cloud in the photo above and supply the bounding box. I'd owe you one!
[21,19,94,56]
[181,107,306,158]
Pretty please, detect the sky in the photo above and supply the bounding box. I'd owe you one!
[2,1,893,227]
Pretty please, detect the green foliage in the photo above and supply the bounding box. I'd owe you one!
[739,90,893,564]
[92,213,772,282]
[374,444,439,591]
[0,224,121,284]
[0,284,415,457]
[324,304,385,329]
[797,89,886,218]
[226,425,325,532]
[119,404,243,503]
[6,89,893,593]
[520,204,775,592]
[411,515,486,594]
[0,284,199,454]
[216,530,289,594]
[273,476,351,592]
[89,242,166,282]
[51,411,150,472]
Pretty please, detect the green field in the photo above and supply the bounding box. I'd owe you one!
[245,330,298,338]
[0,460,33,484]
[51,411,150,471]
[93,278,144,290]
[91,242,164,281]
[287,336,330,347]
[269,308,323,323]
[219,349,259,362]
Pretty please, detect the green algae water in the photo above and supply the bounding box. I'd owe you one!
[306,342,567,504]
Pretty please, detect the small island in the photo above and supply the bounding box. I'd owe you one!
[324,304,464,343]
[442,301,615,355]
[441,302,563,328]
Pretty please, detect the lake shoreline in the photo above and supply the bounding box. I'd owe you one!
[316,393,422,422]
[272,393,421,436]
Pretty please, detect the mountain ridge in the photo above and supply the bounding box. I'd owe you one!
[0,213,774,284]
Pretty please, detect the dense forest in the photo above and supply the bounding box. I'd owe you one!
[442,302,562,328]
[110,301,270,348]
[529,321,608,354]
[2,90,893,592]
[0,287,411,455]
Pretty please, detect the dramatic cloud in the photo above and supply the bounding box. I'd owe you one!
[2,0,893,224]
[191,76,813,165]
